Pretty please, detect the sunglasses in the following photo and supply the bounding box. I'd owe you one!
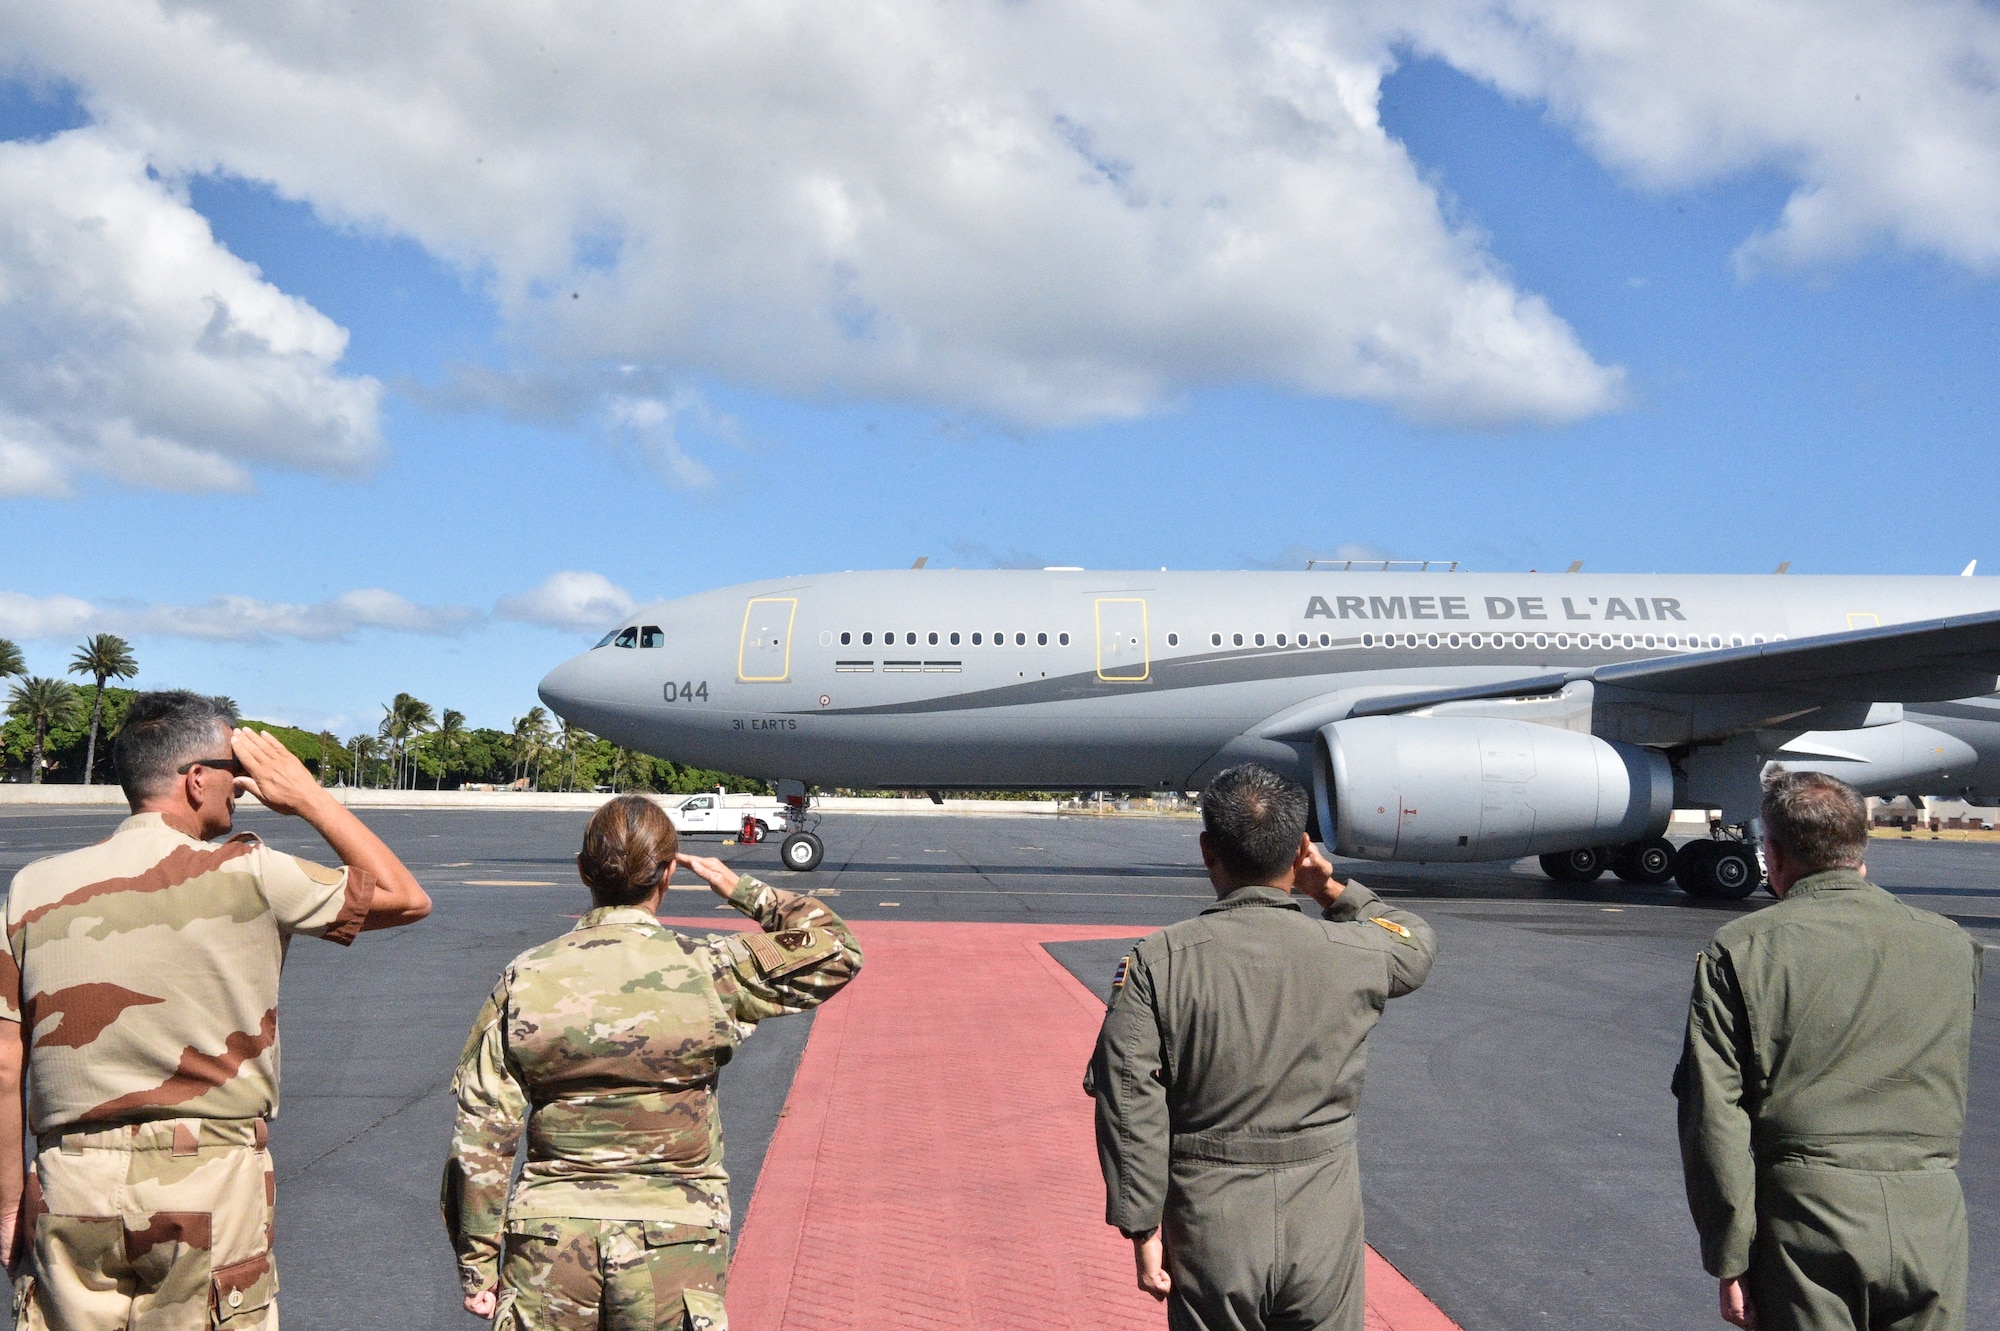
[176,757,245,775]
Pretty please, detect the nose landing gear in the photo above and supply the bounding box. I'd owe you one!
[773,781,825,873]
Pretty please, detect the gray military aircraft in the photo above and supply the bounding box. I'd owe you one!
[537,566,2000,897]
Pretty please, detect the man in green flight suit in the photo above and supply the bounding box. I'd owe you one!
[1676,770,1984,1331]
[1085,763,1436,1331]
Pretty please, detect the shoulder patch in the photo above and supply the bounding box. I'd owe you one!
[742,926,840,979]
[1110,955,1131,991]
[1371,916,1417,946]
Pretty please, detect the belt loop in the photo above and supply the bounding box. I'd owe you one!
[172,1123,200,1157]
[253,1119,269,1149]
[59,1133,82,1156]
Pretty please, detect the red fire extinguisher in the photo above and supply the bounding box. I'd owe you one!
[740,814,761,844]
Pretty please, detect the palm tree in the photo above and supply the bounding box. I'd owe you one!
[0,639,23,679]
[431,709,466,789]
[557,720,584,792]
[7,677,80,784]
[378,693,435,789]
[348,734,380,788]
[511,707,552,788]
[67,634,138,786]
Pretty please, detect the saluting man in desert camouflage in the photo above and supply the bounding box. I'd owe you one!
[0,690,432,1329]
[442,794,861,1330]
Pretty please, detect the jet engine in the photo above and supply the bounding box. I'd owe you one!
[1314,716,1674,863]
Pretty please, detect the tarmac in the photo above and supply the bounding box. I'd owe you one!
[0,806,1993,1330]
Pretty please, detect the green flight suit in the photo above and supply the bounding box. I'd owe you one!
[1086,881,1436,1331]
[1675,869,1984,1331]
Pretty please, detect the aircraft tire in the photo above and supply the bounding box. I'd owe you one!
[1675,840,1721,897]
[780,832,825,873]
[1613,837,1678,885]
[1707,843,1761,899]
[1539,847,1606,883]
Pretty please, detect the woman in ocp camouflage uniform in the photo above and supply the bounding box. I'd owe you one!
[441,795,861,1329]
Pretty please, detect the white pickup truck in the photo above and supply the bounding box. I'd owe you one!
[664,790,790,841]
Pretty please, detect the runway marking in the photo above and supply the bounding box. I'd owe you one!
[721,920,1465,1331]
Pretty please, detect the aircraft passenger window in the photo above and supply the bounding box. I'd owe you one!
[1059,633,1070,646]
[1275,633,1287,647]
[1710,635,1722,648]
[1421,633,1434,648]
[1621,634,1635,649]
[640,626,665,648]
[1015,632,1026,646]
[1233,633,1243,647]
[1729,635,1742,647]
[907,632,918,645]
[1555,634,1569,649]
[1469,634,1482,648]
[971,633,982,645]
[1166,633,1179,647]
[614,627,638,648]
[1644,635,1656,648]
[1402,634,1416,648]
[1664,635,1677,648]
[1512,633,1526,648]
[863,632,873,645]
[594,630,618,649]
[929,632,939,645]
[1037,632,1048,646]
[1533,634,1546,649]
[1212,633,1222,646]
[1254,634,1265,647]
[1752,635,1765,645]
[950,632,961,645]
[841,632,852,645]
[1450,634,1462,648]
[1362,633,1375,647]
[1318,633,1330,647]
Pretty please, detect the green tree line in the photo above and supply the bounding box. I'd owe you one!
[3,634,762,794]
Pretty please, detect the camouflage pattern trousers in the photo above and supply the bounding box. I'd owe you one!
[15,1118,278,1331]
[495,1217,728,1331]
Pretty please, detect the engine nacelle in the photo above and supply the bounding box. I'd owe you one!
[1315,716,1674,863]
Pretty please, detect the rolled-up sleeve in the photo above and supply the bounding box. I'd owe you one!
[1086,951,1171,1236]
[252,844,372,944]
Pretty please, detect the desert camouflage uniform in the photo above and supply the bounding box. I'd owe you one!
[442,874,860,1331]
[2,812,375,1330]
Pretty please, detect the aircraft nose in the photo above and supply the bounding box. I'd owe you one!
[537,652,603,721]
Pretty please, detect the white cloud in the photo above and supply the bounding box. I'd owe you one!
[0,130,382,495]
[495,572,636,632]
[1401,0,2000,273]
[0,589,478,643]
[2,0,1624,430]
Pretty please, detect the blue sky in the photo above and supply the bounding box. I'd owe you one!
[2,3,1996,734]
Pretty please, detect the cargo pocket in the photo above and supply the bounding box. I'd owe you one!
[681,1287,728,1331]
[210,1252,277,1326]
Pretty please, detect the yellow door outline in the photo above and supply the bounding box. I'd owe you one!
[1095,598,1150,682]
[1846,612,1881,630]
[738,598,798,682]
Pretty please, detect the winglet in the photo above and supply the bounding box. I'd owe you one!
[1962,560,1977,577]
[1774,561,1791,574]
[1566,561,1583,573]
[911,556,929,569]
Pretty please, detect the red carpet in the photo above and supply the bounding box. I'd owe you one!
[671,918,1461,1331]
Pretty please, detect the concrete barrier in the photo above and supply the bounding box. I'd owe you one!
[0,786,1060,816]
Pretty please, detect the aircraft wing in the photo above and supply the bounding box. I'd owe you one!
[1346,608,2000,719]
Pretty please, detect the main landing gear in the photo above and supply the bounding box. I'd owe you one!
[1538,836,1678,886]
[1674,834,1764,901]
[773,780,825,873]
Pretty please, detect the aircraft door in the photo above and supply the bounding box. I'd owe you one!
[738,597,798,682]
[1095,598,1150,682]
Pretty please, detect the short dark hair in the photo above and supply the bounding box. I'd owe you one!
[1201,763,1309,882]
[1761,768,1868,875]
[114,691,239,804]
[577,796,681,907]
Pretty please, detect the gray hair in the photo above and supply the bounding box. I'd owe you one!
[1200,763,1309,882]
[1760,768,1868,875]
[114,691,239,804]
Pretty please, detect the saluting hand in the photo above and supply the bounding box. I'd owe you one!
[466,1288,497,1318]
[674,852,743,900]
[1290,837,1345,909]
[231,728,329,818]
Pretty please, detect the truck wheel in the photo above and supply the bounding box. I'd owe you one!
[781,832,824,873]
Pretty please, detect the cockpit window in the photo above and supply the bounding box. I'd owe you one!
[594,630,618,649]
[613,627,638,648]
[640,625,665,648]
